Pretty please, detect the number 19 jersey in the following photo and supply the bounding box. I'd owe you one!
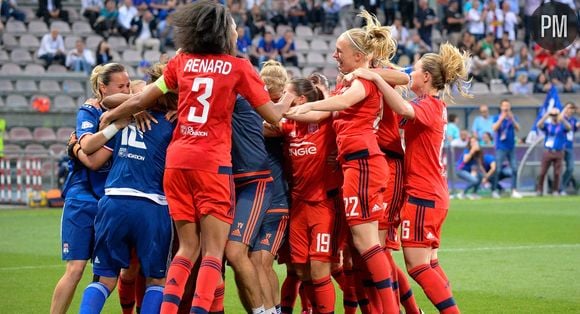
[162,53,272,173]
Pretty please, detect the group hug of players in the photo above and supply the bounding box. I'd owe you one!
[49,1,472,314]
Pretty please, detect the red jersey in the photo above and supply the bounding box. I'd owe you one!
[281,118,341,202]
[163,53,271,173]
[377,108,404,156]
[400,95,449,209]
[332,79,383,161]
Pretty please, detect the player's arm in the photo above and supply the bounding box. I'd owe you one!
[559,114,572,131]
[77,147,113,171]
[102,93,132,110]
[285,80,367,117]
[492,113,505,131]
[100,78,165,128]
[263,121,283,137]
[371,68,410,86]
[254,91,295,124]
[483,161,496,183]
[536,112,550,130]
[79,118,130,155]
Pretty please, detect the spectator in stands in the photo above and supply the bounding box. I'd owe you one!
[257,31,280,66]
[65,39,95,75]
[491,99,522,198]
[484,0,502,40]
[443,0,464,46]
[399,0,414,28]
[321,0,340,34]
[405,32,431,60]
[569,51,580,83]
[472,104,494,139]
[481,131,494,146]
[534,69,552,93]
[150,0,176,21]
[81,0,103,29]
[391,15,409,63]
[493,31,513,57]
[457,32,476,54]
[447,113,461,143]
[37,0,69,25]
[536,107,571,195]
[533,45,558,71]
[497,47,516,85]
[478,32,496,58]
[481,153,512,192]
[466,0,486,41]
[523,0,541,45]
[452,129,470,147]
[500,1,518,41]
[510,73,533,95]
[132,9,160,52]
[551,56,579,93]
[94,0,119,38]
[132,0,150,11]
[1,0,27,23]
[37,26,66,68]
[286,0,307,30]
[471,48,499,86]
[337,0,355,30]
[95,39,113,65]
[158,12,174,53]
[276,29,298,67]
[561,102,579,194]
[269,0,287,30]
[247,4,266,38]
[414,0,437,48]
[117,0,139,44]
[514,45,534,80]
[230,1,247,30]
[456,136,483,199]
[236,25,257,65]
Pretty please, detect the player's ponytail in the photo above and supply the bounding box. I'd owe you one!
[421,43,472,102]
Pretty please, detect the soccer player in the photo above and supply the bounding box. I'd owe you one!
[286,10,400,313]
[77,88,176,314]
[50,63,130,314]
[99,2,293,313]
[348,42,471,314]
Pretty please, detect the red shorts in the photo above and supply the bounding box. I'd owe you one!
[289,198,340,264]
[277,238,291,265]
[341,155,388,226]
[164,168,234,224]
[379,155,405,250]
[400,195,448,248]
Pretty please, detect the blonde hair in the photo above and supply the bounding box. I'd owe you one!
[90,63,126,100]
[421,43,472,102]
[343,10,397,68]
[259,60,288,97]
[146,62,166,83]
[130,80,146,93]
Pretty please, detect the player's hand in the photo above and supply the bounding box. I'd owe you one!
[348,68,380,83]
[284,103,313,118]
[99,111,112,129]
[165,110,178,123]
[134,111,158,132]
[66,131,80,160]
[114,116,131,130]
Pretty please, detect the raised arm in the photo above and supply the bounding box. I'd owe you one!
[254,91,296,125]
[536,112,550,130]
[79,117,130,154]
[371,68,410,86]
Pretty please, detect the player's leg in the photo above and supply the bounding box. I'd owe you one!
[561,148,574,193]
[280,262,301,314]
[492,149,507,195]
[51,198,98,314]
[249,250,275,312]
[118,251,139,314]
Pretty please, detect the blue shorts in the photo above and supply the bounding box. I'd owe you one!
[92,195,173,279]
[251,208,289,254]
[61,198,99,261]
[229,178,273,245]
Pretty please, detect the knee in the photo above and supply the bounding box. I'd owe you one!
[65,263,86,283]
[310,261,330,280]
[225,244,249,266]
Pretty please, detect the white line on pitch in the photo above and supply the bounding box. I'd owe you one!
[441,243,580,252]
[0,264,63,271]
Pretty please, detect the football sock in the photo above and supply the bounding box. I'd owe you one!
[251,305,266,314]
[79,282,110,314]
[161,256,193,314]
[209,281,225,314]
[360,245,398,314]
[312,275,335,314]
[135,273,147,313]
[280,270,300,314]
[331,267,347,292]
[190,257,222,313]
[342,268,358,314]
[118,277,136,314]
[140,285,164,314]
[397,266,420,314]
[275,304,281,314]
[431,259,450,286]
[409,264,459,314]
[301,281,315,311]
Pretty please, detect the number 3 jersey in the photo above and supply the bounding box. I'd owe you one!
[399,95,449,209]
[104,111,175,204]
[162,53,272,173]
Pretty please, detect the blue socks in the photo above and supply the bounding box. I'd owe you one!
[79,282,110,314]
[140,285,164,314]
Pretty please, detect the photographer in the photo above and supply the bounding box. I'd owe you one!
[536,108,571,195]
[491,99,522,198]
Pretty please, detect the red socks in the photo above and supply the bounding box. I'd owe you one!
[280,270,301,313]
[312,275,335,314]
[135,273,146,312]
[118,277,136,314]
[360,245,398,314]
[209,281,225,314]
[161,256,194,314]
[396,266,420,314]
[431,259,450,286]
[408,264,459,314]
[191,257,222,313]
[342,268,358,314]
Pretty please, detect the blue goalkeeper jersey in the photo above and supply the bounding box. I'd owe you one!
[104,110,175,205]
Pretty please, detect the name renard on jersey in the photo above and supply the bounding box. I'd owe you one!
[288,141,318,157]
[183,58,232,75]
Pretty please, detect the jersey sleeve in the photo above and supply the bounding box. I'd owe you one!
[411,99,432,126]
[357,78,376,98]
[76,105,100,141]
[163,56,178,91]
[235,59,272,108]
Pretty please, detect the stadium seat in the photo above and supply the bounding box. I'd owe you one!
[125,66,137,77]
[305,52,325,67]
[24,64,46,75]
[302,66,318,77]
[143,50,161,63]
[295,25,314,38]
[0,63,22,75]
[471,82,490,95]
[5,95,28,111]
[72,21,93,36]
[20,34,41,51]
[0,97,4,108]
[490,81,509,94]
[16,80,38,94]
[3,144,22,158]
[48,144,66,157]
[328,39,336,50]
[322,66,339,80]
[10,49,33,65]
[47,64,68,73]
[309,39,329,53]
[0,50,9,63]
[5,20,27,34]
[86,35,102,50]
[297,53,306,65]
[63,80,85,96]
[122,50,142,66]
[64,35,81,50]
[24,144,48,155]
[108,36,128,51]
[9,127,33,141]
[0,80,13,92]
[56,127,75,139]
[66,7,80,22]
[276,25,292,37]
[41,160,57,176]
[53,95,76,112]
[294,38,309,53]
[33,127,58,142]
[285,66,301,78]
[39,81,62,95]
[2,34,19,49]
[28,21,49,36]
[325,53,335,64]
[51,21,71,34]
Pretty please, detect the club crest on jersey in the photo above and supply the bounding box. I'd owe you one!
[81,121,94,129]
[63,243,69,254]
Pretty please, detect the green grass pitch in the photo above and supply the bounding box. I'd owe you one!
[1,197,579,313]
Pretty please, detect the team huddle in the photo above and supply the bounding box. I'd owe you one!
[49,1,472,314]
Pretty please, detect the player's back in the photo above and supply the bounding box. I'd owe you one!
[162,53,271,173]
[332,79,383,161]
[401,95,448,208]
[231,96,271,183]
[105,110,175,203]
[378,108,404,156]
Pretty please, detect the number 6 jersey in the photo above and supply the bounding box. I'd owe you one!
[161,53,272,173]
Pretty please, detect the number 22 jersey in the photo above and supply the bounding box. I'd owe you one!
[162,53,272,173]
